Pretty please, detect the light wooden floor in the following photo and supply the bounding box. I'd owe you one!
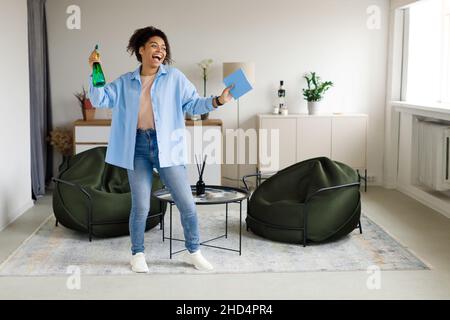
[0,186,449,299]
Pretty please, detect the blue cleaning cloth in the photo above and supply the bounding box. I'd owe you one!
[223,68,253,99]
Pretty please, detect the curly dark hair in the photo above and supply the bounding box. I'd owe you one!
[127,26,172,64]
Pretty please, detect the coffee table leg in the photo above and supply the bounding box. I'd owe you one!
[225,203,228,239]
[239,200,242,256]
[161,200,165,242]
[170,202,173,259]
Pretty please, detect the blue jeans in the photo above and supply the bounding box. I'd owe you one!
[127,128,200,255]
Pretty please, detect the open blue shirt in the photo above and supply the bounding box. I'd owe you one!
[89,64,215,170]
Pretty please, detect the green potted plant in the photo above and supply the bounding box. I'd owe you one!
[302,72,333,115]
[74,86,95,121]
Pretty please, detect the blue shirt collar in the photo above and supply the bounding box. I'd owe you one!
[131,63,168,81]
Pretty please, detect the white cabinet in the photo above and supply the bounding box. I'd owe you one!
[73,119,222,186]
[331,116,367,169]
[297,116,332,161]
[257,113,368,173]
[73,119,110,154]
[259,117,297,173]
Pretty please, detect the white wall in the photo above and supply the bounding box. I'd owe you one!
[0,0,33,231]
[46,0,389,184]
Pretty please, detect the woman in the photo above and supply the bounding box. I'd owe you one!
[88,26,233,273]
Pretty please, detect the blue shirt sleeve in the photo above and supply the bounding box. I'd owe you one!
[88,75,120,109]
[179,72,215,115]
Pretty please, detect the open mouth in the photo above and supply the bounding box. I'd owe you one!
[152,54,163,62]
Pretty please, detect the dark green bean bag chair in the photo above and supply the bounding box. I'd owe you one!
[246,157,361,245]
[52,147,166,239]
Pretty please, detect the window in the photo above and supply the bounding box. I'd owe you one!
[443,0,450,102]
[404,0,450,104]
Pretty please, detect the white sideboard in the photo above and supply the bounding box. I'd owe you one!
[73,119,222,185]
[73,119,110,154]
[184,119,222,186]
[257,113,368,175]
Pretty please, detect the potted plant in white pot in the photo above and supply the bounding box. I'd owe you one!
[198,58,213,120]
[185,59,214,121]
[302,72,333,115]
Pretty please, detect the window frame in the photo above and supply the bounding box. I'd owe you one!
[441,0,450,103]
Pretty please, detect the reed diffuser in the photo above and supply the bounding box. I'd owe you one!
[195,155,207,196]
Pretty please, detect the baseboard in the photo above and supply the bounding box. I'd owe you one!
[0,199,35,232]
[397,185,450,219]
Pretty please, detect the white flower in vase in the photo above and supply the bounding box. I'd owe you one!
[197,59,214,121]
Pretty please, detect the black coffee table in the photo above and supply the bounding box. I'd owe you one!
[153,185,250,259]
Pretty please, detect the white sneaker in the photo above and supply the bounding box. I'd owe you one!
[130,252,149,273]
[184,250,214,271]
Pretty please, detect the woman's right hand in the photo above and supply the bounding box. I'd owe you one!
[88,50,100,68]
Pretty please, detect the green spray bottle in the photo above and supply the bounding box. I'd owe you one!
[92,44,106,87]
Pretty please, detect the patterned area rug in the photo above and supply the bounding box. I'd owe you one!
[0,209,429,276]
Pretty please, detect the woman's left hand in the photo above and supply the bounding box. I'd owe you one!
[219,84,234,104]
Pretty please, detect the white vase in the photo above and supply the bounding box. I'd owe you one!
[186,113,200,121]
[307,101,321,115]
